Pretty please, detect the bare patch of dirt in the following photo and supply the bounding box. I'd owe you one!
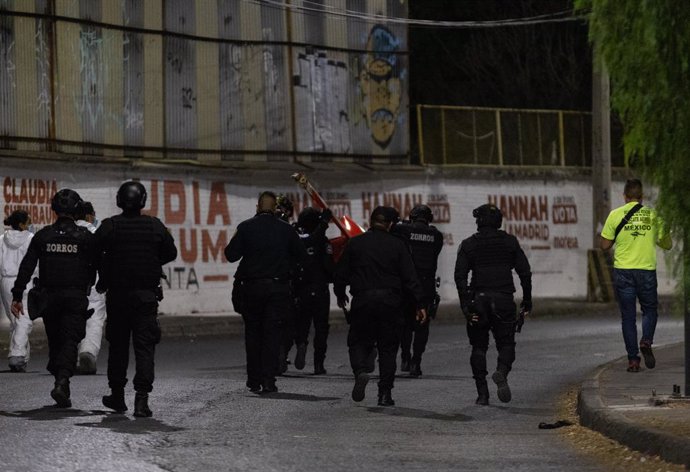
[556,388,684,472]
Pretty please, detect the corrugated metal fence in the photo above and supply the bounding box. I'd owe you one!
[0,0,409,163]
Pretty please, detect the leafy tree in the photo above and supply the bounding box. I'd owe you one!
[578,0,690,273]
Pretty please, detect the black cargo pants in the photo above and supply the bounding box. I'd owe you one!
[466,291,517,380]
[295,283,331,364]
[105,289,161,393]
[241,279,290,388]
[43,289,89,380]
[347,290,403,392]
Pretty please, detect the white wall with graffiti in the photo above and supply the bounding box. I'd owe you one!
[0,160,676,316]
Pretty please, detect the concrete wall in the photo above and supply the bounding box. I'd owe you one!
[0,159,676,316]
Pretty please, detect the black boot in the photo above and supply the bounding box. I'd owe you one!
[313,359,326,375]
[133,392,153,417]
[409,360,422,378]
[51,378,71,408]
[278,345,288,375]
[492,369,512,403]
[475,380,489,406]
[400,357,410,372]
[294,343,307,370]
[103,388,128,412]
[351,372,369,402]
[377,389,395,407]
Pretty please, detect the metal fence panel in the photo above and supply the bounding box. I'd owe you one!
[0,3,17,148]
[0,0,409,162]
[419,105,594,168]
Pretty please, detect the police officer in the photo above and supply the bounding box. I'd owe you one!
[335,206,426,406]
[11,189,97,408]
[454,204,532,405]
[95,181,177,417]
[393,204,443,377]
[293,207,334,375]
[275,193,299,373]
[225,191,307,393]
[75,201,106,375]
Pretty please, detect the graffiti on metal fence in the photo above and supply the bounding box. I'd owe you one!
[357,25,403,150]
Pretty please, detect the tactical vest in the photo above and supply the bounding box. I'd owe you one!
[400,223,441,277]
[39,221,93,289]
[103,215,164,290]
[467,230,516,292]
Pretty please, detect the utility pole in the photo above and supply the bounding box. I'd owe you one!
[591,63,611,248]
[685,236,690,396]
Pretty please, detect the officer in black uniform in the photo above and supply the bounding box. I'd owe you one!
[454,204,532,405]
[293,207,334,375]
[225,191,307,393]
[393,204,443,377]
[275,194,299,373]
[334,206,426,406]
[11,189,97,408]
[95,181,177,417]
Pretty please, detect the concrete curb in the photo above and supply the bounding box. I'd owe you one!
[577,344,690,467]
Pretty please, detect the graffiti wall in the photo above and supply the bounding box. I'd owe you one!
[0,161,676,316]
[0,0,408,160]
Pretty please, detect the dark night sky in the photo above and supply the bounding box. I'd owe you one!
[409,0,592,111]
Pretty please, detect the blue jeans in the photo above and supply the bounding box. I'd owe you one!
[613,269,659,360]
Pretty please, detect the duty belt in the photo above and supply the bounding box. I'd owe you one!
[355,288,399,297]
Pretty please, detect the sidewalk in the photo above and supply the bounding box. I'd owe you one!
[578,342,690,467]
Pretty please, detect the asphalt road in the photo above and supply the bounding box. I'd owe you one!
[0,314,683,472]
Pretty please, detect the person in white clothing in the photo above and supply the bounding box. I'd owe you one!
[75,202,106,374]
[0,210,34,372]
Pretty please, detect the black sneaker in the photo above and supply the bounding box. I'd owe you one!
[639,341,656,369]
[491,370,512,403]
[351,373,369,402]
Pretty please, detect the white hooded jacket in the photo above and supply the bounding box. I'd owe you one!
[0,229,33,278]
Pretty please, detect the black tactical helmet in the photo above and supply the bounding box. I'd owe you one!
[51,189,83,215]
[116,181,147,210]
[409,204,433,223]
[298,207,322,233]
[276,194,294,221]
[473,204,503,229]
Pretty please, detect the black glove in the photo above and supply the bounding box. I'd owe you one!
[521,299,532,312]
[95,279,107,294]
[320,208,333,223]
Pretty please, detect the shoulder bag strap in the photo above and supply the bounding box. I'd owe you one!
[614,203,643,241]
